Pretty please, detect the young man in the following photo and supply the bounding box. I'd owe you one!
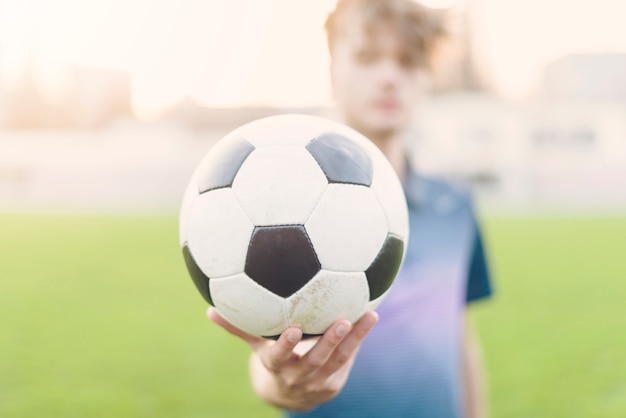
[208,0,493,416]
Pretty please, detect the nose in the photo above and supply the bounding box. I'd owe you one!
[376,58,404,86]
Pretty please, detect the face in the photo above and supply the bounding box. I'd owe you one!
[330,17,421,141]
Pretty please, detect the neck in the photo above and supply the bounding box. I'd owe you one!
[363,130,407,181]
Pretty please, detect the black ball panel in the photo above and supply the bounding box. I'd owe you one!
[182,243,214,305]
[365,234,405,301]
[198,138,255,193]
[262,332,324,340]
[306,132,373,186]
[245,225,321,298]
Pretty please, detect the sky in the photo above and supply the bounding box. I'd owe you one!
[1,0,625,119]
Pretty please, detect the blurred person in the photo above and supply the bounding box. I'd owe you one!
[208,0,493,416]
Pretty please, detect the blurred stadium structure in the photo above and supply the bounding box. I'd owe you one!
[1,0,625,214]
[2,53,626,214]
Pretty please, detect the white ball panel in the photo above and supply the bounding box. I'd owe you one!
[286,270,369,334]
[370,156,409,239]
[211,273,288,337]
[233,146,328,226]
[179,170,198,247]
[235,114,339,147]
[305,184,388,271]
[186,188,254,278]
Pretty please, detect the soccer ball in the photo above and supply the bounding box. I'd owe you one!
[179,114,408,338]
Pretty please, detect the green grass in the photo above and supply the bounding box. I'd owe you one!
[473,216,626,418]
[1,213,625,417]
[0,214,278,418]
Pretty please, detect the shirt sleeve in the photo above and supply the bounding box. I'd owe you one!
[465,220,493,303]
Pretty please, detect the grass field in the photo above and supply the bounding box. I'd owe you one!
[1,213,625,417]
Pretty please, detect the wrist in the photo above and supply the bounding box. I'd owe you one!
[250,355,317,411]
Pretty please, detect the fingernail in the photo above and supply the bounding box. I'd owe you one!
[362,312,378,330]
[286,328,301,343]
[335,322,350,337]
[207,307,216,319]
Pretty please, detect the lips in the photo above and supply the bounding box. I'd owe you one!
[374,98,400,112]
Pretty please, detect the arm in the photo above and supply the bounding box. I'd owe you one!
[208,307,378,411]
[463,314,488,418]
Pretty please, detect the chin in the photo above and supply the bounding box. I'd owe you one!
[369,118,406,137]
[360,125,399,142]
[348,113,406,140]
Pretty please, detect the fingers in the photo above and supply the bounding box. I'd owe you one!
[298,318,353,376]
[208,307,379,384]
[265,328,303,372]
[207,307,264,347]
[316,311,378,377]
[208,307,303,362]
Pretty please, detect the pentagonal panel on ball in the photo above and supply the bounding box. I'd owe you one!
[195,136,255,193]
[305,184,388,272]
[233,146,328,225]
[365,233,405,301]
[185,188,254,279]
[245,225,321,298]
[182,243,214,305]
[286,270,370,335]
[210,273,288,337]
[306,132,373,186]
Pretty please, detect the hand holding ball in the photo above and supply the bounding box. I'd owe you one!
[179,114,408,337]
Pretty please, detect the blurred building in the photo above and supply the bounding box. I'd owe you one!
[0,67,132,129]
[413,93,626,209]
[69,67,132,128]
[2,93,625,214]
[165,98,336,131]
[2,68,74,129]
[411,53,626,209]
[2,46,626,212]
[540,54,626,104]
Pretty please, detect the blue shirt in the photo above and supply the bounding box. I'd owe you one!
[288,169,493,418]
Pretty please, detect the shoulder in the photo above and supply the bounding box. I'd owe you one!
[405,169,474,214]
[420,174,472,200]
